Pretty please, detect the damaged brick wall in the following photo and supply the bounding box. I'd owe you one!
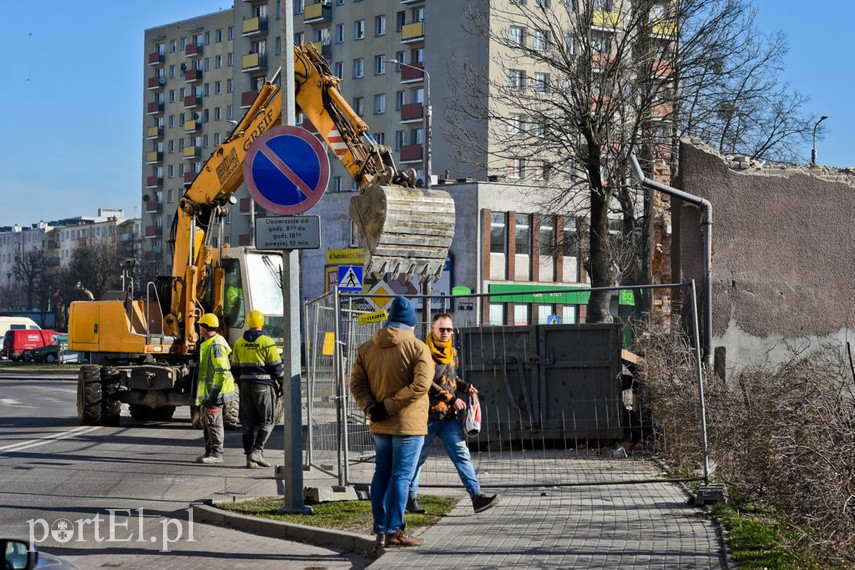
[674,140,855,376]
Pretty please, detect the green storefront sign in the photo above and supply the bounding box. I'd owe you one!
[488,283,637,306]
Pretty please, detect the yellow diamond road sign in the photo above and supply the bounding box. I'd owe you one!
[366,281,394,311]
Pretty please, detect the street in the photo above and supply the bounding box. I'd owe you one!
[0,377,370,569]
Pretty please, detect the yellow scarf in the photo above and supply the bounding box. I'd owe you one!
[426,332,454,364]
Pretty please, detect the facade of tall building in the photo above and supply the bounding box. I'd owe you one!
[141,0,513,271]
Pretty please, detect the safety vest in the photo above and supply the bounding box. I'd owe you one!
[231,332,284,386]
[197,333,236,404]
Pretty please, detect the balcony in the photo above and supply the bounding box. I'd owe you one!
[145,151,163,164]
[304,2,332,24]
[184,68,203,82]
[184,95,202,108]
[592,10,621,30]
[184,171,197,185]
[144,200,163,213]
[185,43,203,58]
[145,176,163,189]
[146,102,164,114]
[400,61,424,82]
[309,41,332,59]
[147,52,164,66]
[652,18,677,38]
[241,90,260,108]
[183,146,200,159]
[242,16,268,36]
[400,102,424,122]
[146,126,163,139]
[399,144,423,162]
[184,120,200,132]
[242,52,267,72]
[147,76,165,89]
[144,226,158,238]
[401,21,424,43]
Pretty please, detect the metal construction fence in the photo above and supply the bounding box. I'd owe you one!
[303,282,710,489]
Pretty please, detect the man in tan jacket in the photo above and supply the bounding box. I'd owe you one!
[350,296,434,548]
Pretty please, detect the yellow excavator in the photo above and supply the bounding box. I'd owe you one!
[69,45,455,426]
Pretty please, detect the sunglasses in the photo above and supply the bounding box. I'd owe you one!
[437,327,454,333]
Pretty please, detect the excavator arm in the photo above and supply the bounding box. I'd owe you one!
[167,44,455,345]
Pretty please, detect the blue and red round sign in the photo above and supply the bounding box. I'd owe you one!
[243,126,330,215]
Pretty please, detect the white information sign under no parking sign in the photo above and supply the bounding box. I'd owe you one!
[255,215,321,250]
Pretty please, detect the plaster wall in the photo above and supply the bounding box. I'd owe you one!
[675,141,855,374]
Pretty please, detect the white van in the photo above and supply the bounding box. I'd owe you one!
[0,317,41,357]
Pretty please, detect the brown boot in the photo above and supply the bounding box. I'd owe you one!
[384,529,424,547]
[375,533,385,548]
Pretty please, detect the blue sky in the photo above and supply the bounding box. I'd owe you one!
[0,1,849,228]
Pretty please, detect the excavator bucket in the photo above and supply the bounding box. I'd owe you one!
[349,182,456,279]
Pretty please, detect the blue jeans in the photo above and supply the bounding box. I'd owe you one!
[371,434,424,535]
[409,417,480,499]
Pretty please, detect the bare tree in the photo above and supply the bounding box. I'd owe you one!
[447,0,815,321]
[13,248,48,313]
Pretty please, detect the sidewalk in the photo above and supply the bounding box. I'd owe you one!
[207,456,726,569]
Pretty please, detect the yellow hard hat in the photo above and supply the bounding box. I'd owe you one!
[247,310,265,329]
[198,313,219,329]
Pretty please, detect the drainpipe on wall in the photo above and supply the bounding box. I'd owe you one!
[630,156,713,368]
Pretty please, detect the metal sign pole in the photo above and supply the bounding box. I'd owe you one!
[278,0,309,514]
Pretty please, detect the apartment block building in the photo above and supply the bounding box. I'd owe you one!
[142,0,673,324]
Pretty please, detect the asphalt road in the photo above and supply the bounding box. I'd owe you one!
[0,378,370,569]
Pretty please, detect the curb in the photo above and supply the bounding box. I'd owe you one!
[191,502,381,558]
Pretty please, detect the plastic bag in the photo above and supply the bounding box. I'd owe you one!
[460,392,481,437]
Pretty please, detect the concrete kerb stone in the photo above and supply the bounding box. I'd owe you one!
[191,501,381,558]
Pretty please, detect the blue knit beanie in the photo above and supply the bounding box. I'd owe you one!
[387,296,417,327]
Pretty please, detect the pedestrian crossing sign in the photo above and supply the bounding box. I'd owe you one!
[337,265,363,292]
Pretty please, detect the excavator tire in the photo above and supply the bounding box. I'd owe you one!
[224,398,240,429]
[129,404,176,422]
[100,366,122,427]
[349,183,455,278]
[77,365,102,426]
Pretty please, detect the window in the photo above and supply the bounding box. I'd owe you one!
[532,160,546,180]
[410,127,423,145]
[227,52,233,66]
[411,47,424,63]
[227,79,233,93]
[333,61,343,77]
[394,130,405,150]
[354,19,365,40]
[540,216,555,255]
[411,7,424,21]
[593,0,613,10]
[353,58,364,78]
[169,65,175,78]
[563,217,579,257]
[204,31,210,45]
[215,55,222,68]
[507,113,523,135]
[374,55,385,75]
[293,32,304,45]
[352,96,364,115]
[167,167,174,180]
[227,26,234,40]
[275,36,282,55]
[507,158,523,179]
[490,212,506,253]
[168,140,174,152]
[537,0,551,6]
[374,94,386,114]
[170,40,176,53]
[509,26,525,47]
[294,0,305,13]
[396,11,406,32]
[216,29,222,43]
[374,132,385,144]
[214,81,221,94]
[395,90,404,110]
[214,133,220,145]
[534,72,550,92]
[531,30,548,51]
[375,15,387,36]
[333,176,342,192]
[592,32,610,53]
[335,23,344,43]
[509,69,526,90]
[515,214,531,254]
[169,90,175,103]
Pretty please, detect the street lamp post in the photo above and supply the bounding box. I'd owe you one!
[811,115,828,166]
[387,59,431,188]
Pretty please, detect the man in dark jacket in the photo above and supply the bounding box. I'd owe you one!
[350,296,433,548]
[231,310,284,469]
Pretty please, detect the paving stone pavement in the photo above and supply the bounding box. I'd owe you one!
[368,477,726,569]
